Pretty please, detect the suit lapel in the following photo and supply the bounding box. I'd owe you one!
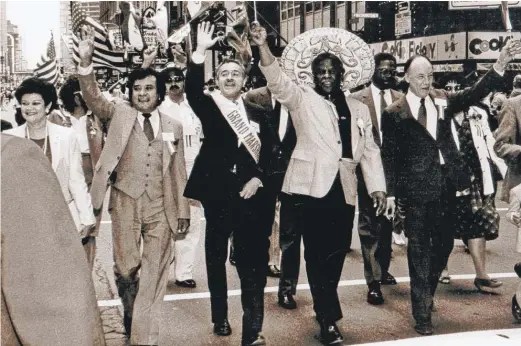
[363,88,381,145]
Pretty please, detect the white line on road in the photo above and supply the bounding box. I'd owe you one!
[97,272,519,307]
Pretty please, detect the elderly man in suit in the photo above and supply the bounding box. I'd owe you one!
[77,27,190,345]
[253,24,387,344]
[244,87,298,309]
[381,40,520,336]
[1,134,106,346]
[350,52,403,306]
[186,22,272,346]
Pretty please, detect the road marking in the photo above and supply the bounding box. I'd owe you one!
[97,272,519,307]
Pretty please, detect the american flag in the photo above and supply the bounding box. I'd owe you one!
[71,2,126,72]
[34,33,59,85]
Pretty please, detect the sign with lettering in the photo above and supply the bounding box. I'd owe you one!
[395,11,411,36]
[449,1,521,10]
[468,32,521,59]
[433,64,464,73]
[108,28,125,51]
[142,28,158,47]
[477,62,521,71]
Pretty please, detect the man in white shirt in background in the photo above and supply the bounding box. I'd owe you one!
[159,66,204,289]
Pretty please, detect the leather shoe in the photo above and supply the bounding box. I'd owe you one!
[414,321,433,335]
[474,278,503,293]
[175,279,197,288]
[514,262,521,278]
[380,272,397,285]
[367,286,384,305]
[267,264,281,278]
[316,322,344,345]
[278,292,297,309]
[213,319,232,336]
[243,333,266,346]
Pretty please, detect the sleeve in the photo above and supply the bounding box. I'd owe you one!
[481,113,507,178]
[506,185,521,225]
[67,131,96,228]
[78,71,116,124]
[258,59,303,113]
[381,109,400,197]
[172,124,190,220]
[185,59,212,123]
[494,98,521,162]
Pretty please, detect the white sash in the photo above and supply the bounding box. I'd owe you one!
[211,93,261,163]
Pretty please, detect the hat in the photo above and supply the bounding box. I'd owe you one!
[280,28,374,90]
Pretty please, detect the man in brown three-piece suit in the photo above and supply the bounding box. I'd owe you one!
[77,27,190,345]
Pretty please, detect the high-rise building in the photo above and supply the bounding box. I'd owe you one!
[60,2,75,73]
[6,20,22,74]
[0,2,7,82]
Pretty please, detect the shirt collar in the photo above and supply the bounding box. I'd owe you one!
[138,109,159,119]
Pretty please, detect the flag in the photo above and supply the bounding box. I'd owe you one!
[150,1,169,48]
[71,2,127,72]
[34,33,59,85]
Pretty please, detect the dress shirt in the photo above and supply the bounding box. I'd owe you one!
[271,96,289,140]
[58,110,91,153]
[406,91,445,164]
[137,109,160,138]
[370,83,392,134]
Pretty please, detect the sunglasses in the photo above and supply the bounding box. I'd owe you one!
[166,76,184,83]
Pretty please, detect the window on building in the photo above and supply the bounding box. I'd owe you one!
[295,5,301,16]
[282,11,288,20]
[282,1,287,10]
[314,2,322,11]
[288,8,294,18]
[306,2,313,13]
[322,1,330,9]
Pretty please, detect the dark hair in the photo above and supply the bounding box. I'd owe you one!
[15,77,58,110]
[311,52,345,78]
[403,55,432,74]
[159,67,185,82]
[215,58,246,76]
[127,68,166,107]
[59,75,83,113]
[374,53,396,67]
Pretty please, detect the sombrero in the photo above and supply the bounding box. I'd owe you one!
[280,28,374,91]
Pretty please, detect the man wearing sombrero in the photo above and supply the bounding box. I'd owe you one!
[252,24,387,345]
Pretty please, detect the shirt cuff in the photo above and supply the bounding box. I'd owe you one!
[492,63,506,76]
[386,196,395,201]
[77,63,93,76]
[191,51,206,65]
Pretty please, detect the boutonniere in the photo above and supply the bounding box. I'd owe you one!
[434,98,448,120]
[357,118,365,136]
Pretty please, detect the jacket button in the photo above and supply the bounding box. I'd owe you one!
[146,174,149,177]
[116,156,120,160]
[147,164,150,167]
[337,141,341,144]
[107,171,111,175]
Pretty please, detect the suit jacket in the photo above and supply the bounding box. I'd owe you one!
[244,86,297,191]
[1,134,105,346]
[350,85,403,147]
[1,119,13,132]
[78,72,190,231]
[5,121,96,230]
[259,60,386,205]
[494,94,521,201]
[382,67,504,203]
[185,61,269,203]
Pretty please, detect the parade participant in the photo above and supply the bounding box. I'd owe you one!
[77,26,190,345]
[5,78,96,259]
[381,39,520,336]
[158,66,204,289]
[253,24,387,345]
[350,52,403,305]
[510,74,521,98]
[1,134,106,346]
[244,86,298,307]
[185,22,271,346]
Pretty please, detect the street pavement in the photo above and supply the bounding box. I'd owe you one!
[92,193,521,346]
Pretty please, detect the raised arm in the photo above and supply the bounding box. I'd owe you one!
[251,24,303,112]
[76,25,115,123]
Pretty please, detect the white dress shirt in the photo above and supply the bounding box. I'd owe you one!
[137,109,160,138]
[59,110,91,154]
[370,83,393,138]
[406,91,445,164]
[271,96,289,140]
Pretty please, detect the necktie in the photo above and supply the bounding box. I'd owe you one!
[379,89,387,116]
[142,113,154,141]
[418,98,427,128]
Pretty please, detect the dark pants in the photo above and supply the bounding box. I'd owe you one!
[278,192,302,296]
[285,178,355,324]
[202,189,271,342]
[357,178,393,285]
[405,177,455,325]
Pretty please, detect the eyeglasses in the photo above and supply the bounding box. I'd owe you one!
[377,69,397,76]
[166,76,184,83]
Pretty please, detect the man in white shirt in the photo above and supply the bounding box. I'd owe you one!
[158,67,204,289]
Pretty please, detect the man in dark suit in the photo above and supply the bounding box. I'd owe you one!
[381,41,520,335]
[1,119,13,131]
[244,87,298,310]
[186,22,271,346]
[350,53,402,305]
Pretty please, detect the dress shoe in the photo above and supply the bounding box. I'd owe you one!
[316,322,344,345]
[367,285,384,305]
[278,292,297,309]
[267,264,281,278]
[175,279,197,288]
[474,278,503,293]
[414,321,433,335]
[242,333,266,346]
[380,272,397,285]
[514,262,521,278]
[213,319,232,336]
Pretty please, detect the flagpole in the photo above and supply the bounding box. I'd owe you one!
[501,1,513,33]
[254,1,258,23]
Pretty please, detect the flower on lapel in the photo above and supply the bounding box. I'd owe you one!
[434,98,448,120]
[357,117,365,136]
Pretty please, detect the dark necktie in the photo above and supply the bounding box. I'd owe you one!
[142,113,154,141]
[418,98,427,128]
[379,89,387,117]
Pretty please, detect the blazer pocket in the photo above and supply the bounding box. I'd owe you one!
[288,150,315,192]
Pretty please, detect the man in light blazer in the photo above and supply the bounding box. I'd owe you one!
[253,24,387,345]
[77,27,190,345]
[350,52,403,306]
[1,134,106,346]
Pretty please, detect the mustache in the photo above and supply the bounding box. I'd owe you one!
[169,85,181,90]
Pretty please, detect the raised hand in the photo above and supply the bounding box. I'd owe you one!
[78,25,95,67]
[195,22,221,55]
[497,39,521,70]
[250,22,267,47]
[142,45,158,68]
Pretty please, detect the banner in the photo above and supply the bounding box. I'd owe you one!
[433,64,464,73]
[395,11,411,36]
[468,31,521,59]
[477,62,521,71]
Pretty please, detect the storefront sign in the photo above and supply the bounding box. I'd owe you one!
[108,28,125,51]
[449,1,521,10]
[142,28,158,47]
[468,32,521,59]
[395,10,411,36]
[370,32,466,64]
[433,64,464,73]
[132,56,169,65]
[477,62,521,71]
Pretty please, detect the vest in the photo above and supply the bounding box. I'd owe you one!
[113,119,164,200]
